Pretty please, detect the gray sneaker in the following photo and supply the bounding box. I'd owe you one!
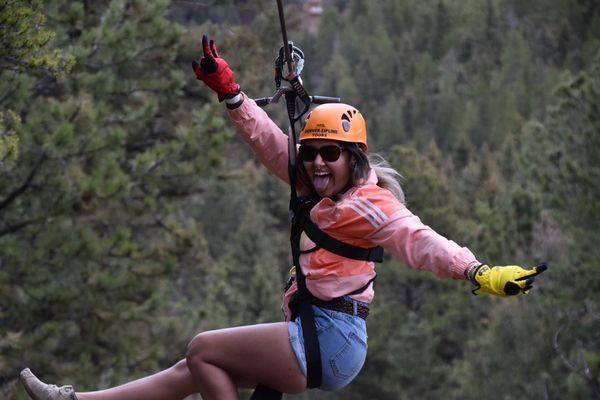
[20,368,77,400]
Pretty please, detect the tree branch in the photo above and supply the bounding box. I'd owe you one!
[0,154,46,212]
[553,325,577,372]
[0,218,37,237]
[553,323,600,396]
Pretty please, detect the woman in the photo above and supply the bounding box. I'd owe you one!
[20,35,546,400]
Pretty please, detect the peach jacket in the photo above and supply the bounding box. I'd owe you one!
[227,93,480,321]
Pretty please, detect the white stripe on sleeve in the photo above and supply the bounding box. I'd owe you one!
[349,196,389,229]
[349,204,381,228]
[356,197,389,222]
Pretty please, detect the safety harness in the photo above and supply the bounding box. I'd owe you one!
[249,2,384,399]
[251,186,383,400]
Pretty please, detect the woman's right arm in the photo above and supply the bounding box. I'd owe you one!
[227,93,291,184]
[191,34,291,184]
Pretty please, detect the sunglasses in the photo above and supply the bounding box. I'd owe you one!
[298,144,347,162]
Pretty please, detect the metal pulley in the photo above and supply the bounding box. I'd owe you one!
[275,42,305,89]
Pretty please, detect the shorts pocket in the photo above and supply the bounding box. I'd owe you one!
[329,331,367,380]
[314,314,334,334]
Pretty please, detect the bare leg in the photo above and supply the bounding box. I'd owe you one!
[74,322,305,400]
[76,359,195,400]
[186,322,306,400]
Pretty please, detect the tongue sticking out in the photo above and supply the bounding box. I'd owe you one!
[313,174,331,194]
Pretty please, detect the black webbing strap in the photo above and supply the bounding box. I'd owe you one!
[346,276,377,296]
[249,58,319,400]
[249,386,283,400]
[250,210,323,400]
[290,209,323,389]
[303,219,384,262]
[285,82,323,390]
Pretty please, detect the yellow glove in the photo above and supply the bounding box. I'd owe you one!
[469,263,548,297]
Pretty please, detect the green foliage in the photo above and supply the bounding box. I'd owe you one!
[515,50,600,399]
[1,0,233,397]
[0,111,20,165]
[387,144,469,240]
[0,0,75,76]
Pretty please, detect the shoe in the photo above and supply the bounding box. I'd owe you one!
[20,368,77,400]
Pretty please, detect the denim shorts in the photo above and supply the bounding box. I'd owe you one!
[288,298,368,391]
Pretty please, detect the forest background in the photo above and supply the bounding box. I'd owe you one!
[1,0,599,399]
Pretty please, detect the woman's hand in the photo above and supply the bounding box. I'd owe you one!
[469,263,548,296]
[192,34,240,102]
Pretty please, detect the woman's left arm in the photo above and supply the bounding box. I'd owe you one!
[371,204,480,280]
[372,203,548,295]
[328,186,548,295]
[321,186,480,280]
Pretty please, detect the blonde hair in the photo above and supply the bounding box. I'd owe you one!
[368,154,405,203]
[346,144,405,203]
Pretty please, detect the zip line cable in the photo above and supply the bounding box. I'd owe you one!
[276,0,293,76]
[249,1,341,398]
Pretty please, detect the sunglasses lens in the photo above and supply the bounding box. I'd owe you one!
[298,146,318,161]
[320,145,342,161]
[298,145,344,162]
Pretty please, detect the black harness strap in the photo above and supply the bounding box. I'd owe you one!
[251,55,320,400]
[289,201,323,389]
[303,218,383,262]
[347,276,377,296]
[249,386,284,400]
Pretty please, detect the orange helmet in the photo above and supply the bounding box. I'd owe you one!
[299,103,368,151]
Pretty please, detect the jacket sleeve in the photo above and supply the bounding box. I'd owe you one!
[373,206,480,280]
[319,185,481,280]
[227,92,291,184]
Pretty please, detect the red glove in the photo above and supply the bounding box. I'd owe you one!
[192,34,240,102]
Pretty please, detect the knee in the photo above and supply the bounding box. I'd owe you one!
[172,358,189,373]
[186,332,211,367]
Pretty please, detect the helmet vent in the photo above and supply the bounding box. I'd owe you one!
[342,120,351,132]
[341,112,352,132]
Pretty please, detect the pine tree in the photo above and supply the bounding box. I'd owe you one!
[521,50,600,397]
[1,0,232,395]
